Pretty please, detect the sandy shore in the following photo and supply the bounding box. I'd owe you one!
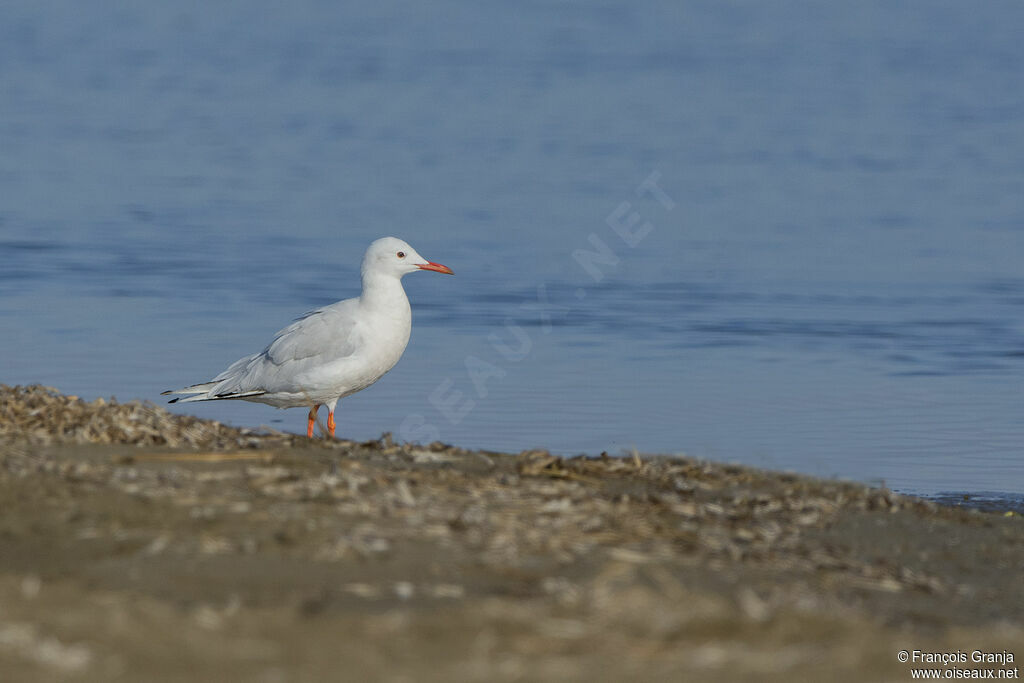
[1,385,1021,682]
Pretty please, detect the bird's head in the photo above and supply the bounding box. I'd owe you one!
[362,237,453,278]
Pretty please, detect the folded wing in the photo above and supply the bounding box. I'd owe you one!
[164,299,362,402]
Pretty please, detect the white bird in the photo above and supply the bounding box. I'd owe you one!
[163,237,453,438]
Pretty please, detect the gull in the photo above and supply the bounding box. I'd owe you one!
[163,236,453,438]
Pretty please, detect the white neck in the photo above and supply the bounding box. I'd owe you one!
[359,270,410,313]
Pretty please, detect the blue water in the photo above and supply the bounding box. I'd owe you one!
[2,1,1023,498]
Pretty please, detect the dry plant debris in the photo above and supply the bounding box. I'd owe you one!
[0,384,1022,682]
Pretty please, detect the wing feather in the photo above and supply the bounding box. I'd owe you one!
[265,300,360,365]
[165,298,364,401]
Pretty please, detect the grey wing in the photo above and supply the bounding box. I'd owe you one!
[265,301,360,366]
[212,300,362,395]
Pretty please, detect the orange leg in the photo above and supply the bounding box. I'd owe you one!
[327,410,336,438]
[307,405,320,438]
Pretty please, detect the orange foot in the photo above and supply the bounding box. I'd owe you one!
[307,405,320,438]
[327,411,336,438]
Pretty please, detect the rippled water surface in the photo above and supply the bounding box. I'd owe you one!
[2,1,1023,497]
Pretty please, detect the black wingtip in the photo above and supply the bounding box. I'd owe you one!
[160,390,172,395]
[168,397,179,404]
[214,390,267,399]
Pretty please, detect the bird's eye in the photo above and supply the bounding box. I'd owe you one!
[397,251,406,258]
